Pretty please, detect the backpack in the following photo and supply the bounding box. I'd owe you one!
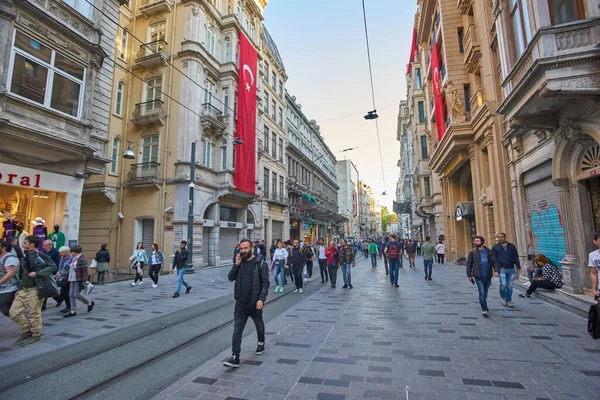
[388,242,399,259]
[406,242,416,253]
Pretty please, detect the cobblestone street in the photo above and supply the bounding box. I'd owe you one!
[152,256,600,400]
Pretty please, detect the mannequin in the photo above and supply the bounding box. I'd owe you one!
[31,217,47,251]
[49,224,66,249]
[2,212,18,240]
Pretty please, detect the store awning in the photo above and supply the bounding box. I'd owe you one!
[454,201,475,221]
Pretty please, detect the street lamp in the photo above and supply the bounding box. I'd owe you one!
[123,142,135,160]
[364,110,378,120]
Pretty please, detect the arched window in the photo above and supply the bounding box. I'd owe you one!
[206,25,216,57]
[224,37,231,62]
[220,138,228,171]
[201,136,213,168]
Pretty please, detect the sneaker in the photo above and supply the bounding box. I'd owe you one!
[55,300,63,308]
[20,335,42,347]
[278,286,284,292]
[293,289,299,293]
[186,286,192,294]
[172,292,180,298]
[223,355,240,368]
[523,282,531,287]
[87,301,95,313]
[63,312,77,318]
[332,285,336,289]
[424,276,428,280]
[138,281,143,286]
[506,301,514,308]
[395,284,400,288]
[342,284,348,289]
[428,277,432,281]
[255,342,265,355]
[519,293,530,298]
[299,288,303,294]
[130,282,135,287]
[500,298,507,307]
[482,310,489,318]
[13,332,32,346]
[152,284,157,288]
[274,285,280,293]
[308,278,312,282]
[349,284,353,289]
[60,308,70,313]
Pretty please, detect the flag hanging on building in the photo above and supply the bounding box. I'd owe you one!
[234,32,258,195]
[406,28,417,74]
[431,42,446,140]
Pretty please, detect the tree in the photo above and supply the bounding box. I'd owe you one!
[381,207,397,232]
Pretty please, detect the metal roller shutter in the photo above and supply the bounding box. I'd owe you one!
[202,227,210,266]
[272,220,284,242]
[525,177,566,267]
[219,228,239,265]
[142,219,154,252]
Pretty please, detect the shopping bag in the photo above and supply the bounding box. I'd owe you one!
[89,260,98,269]
[303,266,308,282]
[85,282,95,296]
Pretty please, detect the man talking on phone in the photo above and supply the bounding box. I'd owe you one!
[466,235,494,318]
[224,239,270,368]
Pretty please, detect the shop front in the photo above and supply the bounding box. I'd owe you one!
[0,163,83,245]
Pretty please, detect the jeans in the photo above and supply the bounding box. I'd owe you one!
[437,254,445,264]
[341,263,352,285]
[328,265,338,286]
[370,253,377,267]
[389,258,400,285]
[134,262,145,283]
[293,265,303,289]
[231,301,265,356]
[149,264,162,284]
[499,268,516,302]
[176,267,190,293]
[69,281,90,312]
[97,271,106,284]
[423,259,433,278]
[475,278,492,311]
[526,280,558,295]
[527,267,543,283]
[318,259,328,282]
[274,263,285,287]
[0,291,16,317]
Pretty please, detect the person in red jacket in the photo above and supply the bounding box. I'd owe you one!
[325,241,339,289]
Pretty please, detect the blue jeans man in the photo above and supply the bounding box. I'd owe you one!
[341,263,352,287]
[499,268,516,303]
[423,259,433,279]
[176,267,191,294]
[370,253,377,267]
[475,277,492,311]
[388,258,400,286]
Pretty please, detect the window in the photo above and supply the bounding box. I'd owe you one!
[263,126,269,152]
[464,84,471,113]
[508,0,531,61]
[271,99,276,119]
[424,176,431,197]
[114,81,124,116]
[278,107,283,127]
[220,139,227,171]
[63,0,91,19]
[145,77,162,103]
[224,38,231,62]
[204,81,214,105]
[206,26,216,57]
[119,28,128,60]
[242,10,250,32]
[271,133,277,158]
[223,88,229,116]
[548,0,585,25]
[415,67,422,89]
[142,136,159,164]
[420,136,428,159]
[149,22,167,52]
[264,91,269,113]
[263,168,270,194]
[272,173,277,196]
[278,138,284,162]
[265,63,269,82]
[235,1,241,19]
[279,176,284,198]
[110,138,119,174]
[8,31,85,119]
[272,71,276,88]
[201,136,212,168]
[457,27,464,53]
[417,101,425,123]
[278,80,283,97]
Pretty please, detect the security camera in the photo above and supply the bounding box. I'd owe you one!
[164,207,174,213]
[118,212,124,220]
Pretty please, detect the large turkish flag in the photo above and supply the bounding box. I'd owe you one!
[431,42,446,141]
[234,32,257,195]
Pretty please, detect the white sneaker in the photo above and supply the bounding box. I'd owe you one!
[299,288,303,294]
[293,289,299,293]
[130,282,135,287]
[308,278,312,282]
[523,282,531,287]
[152,284,157,288]
[138,281,143,286]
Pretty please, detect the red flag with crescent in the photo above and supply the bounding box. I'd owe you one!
[234,32,257,195]
[406,28,417,74]
[431,42,446,140]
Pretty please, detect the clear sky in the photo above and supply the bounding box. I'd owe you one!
[263,0,418,209]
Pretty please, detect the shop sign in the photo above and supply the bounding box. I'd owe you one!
[227,222,237,228]
[455,206,463,221]
[0,171,41,188]
[164,226,174,231]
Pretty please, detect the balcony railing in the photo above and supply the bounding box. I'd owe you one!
[201,103,223,119]
[132,100,165,126]
[264,191,288,205]
[135,40,168,68]
[200,103,226,131]
[463,23,480,72]
[128,162,161,181]
[139,0,172,16]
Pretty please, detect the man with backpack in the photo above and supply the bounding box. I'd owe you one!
[288,240,306,294]
[224,239,270,368]
[385,234,403,288]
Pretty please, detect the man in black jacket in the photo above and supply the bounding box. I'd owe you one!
[224,239,270,368]
[466,236,494,317]
[288,239,306,294]
[170,241,191,298]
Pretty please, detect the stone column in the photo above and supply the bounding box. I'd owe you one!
[552,178,583,293]
[210,203,221,267]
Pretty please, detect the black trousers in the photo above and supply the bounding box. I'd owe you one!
[42,296,63,309]
[437,254,445,264]
[0,291,16,317]
[383,255,389,274]
[149,264,161,284]
[232,301,265,356]
[293,265,303,289]
[328,265,338,286]
[60,284,71,309]
[526,280,558,295]
[318,259,328,282]
[306,261,313,278]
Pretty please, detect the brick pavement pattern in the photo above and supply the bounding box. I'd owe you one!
[152,256,600,400]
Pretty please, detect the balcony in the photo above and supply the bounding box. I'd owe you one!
[200,103,226,132]
[127,162,162,188]
[463,23,480,73]
[264,191,288,207]
[458,0,473,15]
[131,100,165,127]
[139,0,173,17]
[135,40,168,69]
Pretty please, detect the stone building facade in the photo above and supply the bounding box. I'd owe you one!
[0,0,123,245]
[336,160,357,238]
[494,0,600,293]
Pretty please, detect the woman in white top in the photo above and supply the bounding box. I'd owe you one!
[271,241,289,293]
[435,241,446,264]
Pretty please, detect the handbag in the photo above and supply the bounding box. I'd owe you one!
[35,274,60,298]
[56,275,69,288]
[84,282,94,296]
[89,260,98,269]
